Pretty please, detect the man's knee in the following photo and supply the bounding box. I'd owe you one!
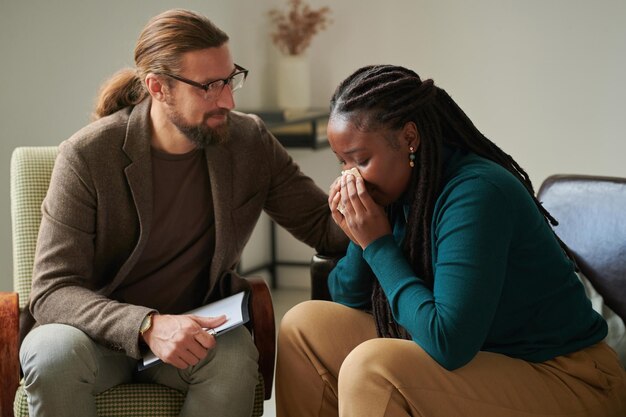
[215,326,259,372]
[20,324,99,384]
[187,326,258,382]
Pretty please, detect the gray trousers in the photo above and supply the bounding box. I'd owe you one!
[20,324,259,417]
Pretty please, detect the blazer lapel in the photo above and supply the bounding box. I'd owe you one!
[105,99,154,293]
[204,144,234,296]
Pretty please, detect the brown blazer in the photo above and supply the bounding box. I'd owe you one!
[27,99,347,358]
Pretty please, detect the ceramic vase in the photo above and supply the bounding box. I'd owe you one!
[276,54,311,110]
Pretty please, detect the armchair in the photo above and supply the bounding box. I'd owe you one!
[0,147,276,417]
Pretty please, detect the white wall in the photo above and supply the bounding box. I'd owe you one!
[1,0,625,292]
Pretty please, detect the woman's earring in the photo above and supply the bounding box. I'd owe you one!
[409,146,416,168]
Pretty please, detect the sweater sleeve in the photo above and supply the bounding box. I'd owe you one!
[363,177,515,370]
[328,241,374,309]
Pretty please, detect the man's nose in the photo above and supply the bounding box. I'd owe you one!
[216,84,235,110]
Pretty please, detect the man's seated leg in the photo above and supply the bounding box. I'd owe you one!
[137,325,259,417]
[20,323,136,417]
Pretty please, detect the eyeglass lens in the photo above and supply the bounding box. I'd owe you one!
[228,71,246,91]
[203,72,246,100]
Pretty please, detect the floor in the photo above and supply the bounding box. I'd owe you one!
[263,287,310,417]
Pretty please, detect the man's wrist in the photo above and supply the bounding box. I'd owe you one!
[139,312,154,337]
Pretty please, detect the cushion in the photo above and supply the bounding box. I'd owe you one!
[14,379,265,416]
[578,273,626,367]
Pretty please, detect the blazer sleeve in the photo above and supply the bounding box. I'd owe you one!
[251,115,348,255]
[29,143,154,358]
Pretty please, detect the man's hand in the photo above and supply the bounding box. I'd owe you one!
[141,314,228,369]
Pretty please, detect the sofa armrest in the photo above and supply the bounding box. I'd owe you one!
[310,254,343,301]
[0,292,19,417]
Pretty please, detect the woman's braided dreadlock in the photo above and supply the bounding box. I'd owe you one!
[329,65,575,340]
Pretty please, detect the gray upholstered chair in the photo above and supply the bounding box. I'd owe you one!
[537,175,626,326]
[0,147,276,417]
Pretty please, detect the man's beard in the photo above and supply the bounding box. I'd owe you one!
[167,106,231,148]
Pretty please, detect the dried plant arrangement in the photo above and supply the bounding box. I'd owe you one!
[268,0,332,56]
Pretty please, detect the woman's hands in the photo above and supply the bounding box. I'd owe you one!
[329,176,356,243]
[142,314,228,369]
[329,173,391,249]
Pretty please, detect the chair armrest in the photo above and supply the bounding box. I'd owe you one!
[310,253,343,301]
[245,277,275,400]
[0,292,19,417]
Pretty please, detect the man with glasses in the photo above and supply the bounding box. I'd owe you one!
[19,9,347,417]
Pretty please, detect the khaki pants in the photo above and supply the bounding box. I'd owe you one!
[276,300,626,417]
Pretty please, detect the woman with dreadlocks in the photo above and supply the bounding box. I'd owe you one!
[275,65,626,417]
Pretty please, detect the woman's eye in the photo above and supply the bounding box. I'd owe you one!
[356,159,369,167]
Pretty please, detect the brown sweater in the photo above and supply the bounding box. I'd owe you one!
[111,148,214,314]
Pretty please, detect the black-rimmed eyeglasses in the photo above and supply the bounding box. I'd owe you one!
[160,64,248,101]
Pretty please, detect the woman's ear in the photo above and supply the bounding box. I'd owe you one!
[402,121,420,150]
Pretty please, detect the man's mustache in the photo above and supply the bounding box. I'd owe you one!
[203,110,230,122]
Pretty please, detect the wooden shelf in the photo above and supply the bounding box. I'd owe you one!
[244,109,330,149]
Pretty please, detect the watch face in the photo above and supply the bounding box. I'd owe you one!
[140,314,152,333]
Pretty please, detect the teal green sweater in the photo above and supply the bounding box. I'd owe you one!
[329,148,607,370]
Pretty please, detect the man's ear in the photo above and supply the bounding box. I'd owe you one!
[402,121,420,150]
[145,73,166,102]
